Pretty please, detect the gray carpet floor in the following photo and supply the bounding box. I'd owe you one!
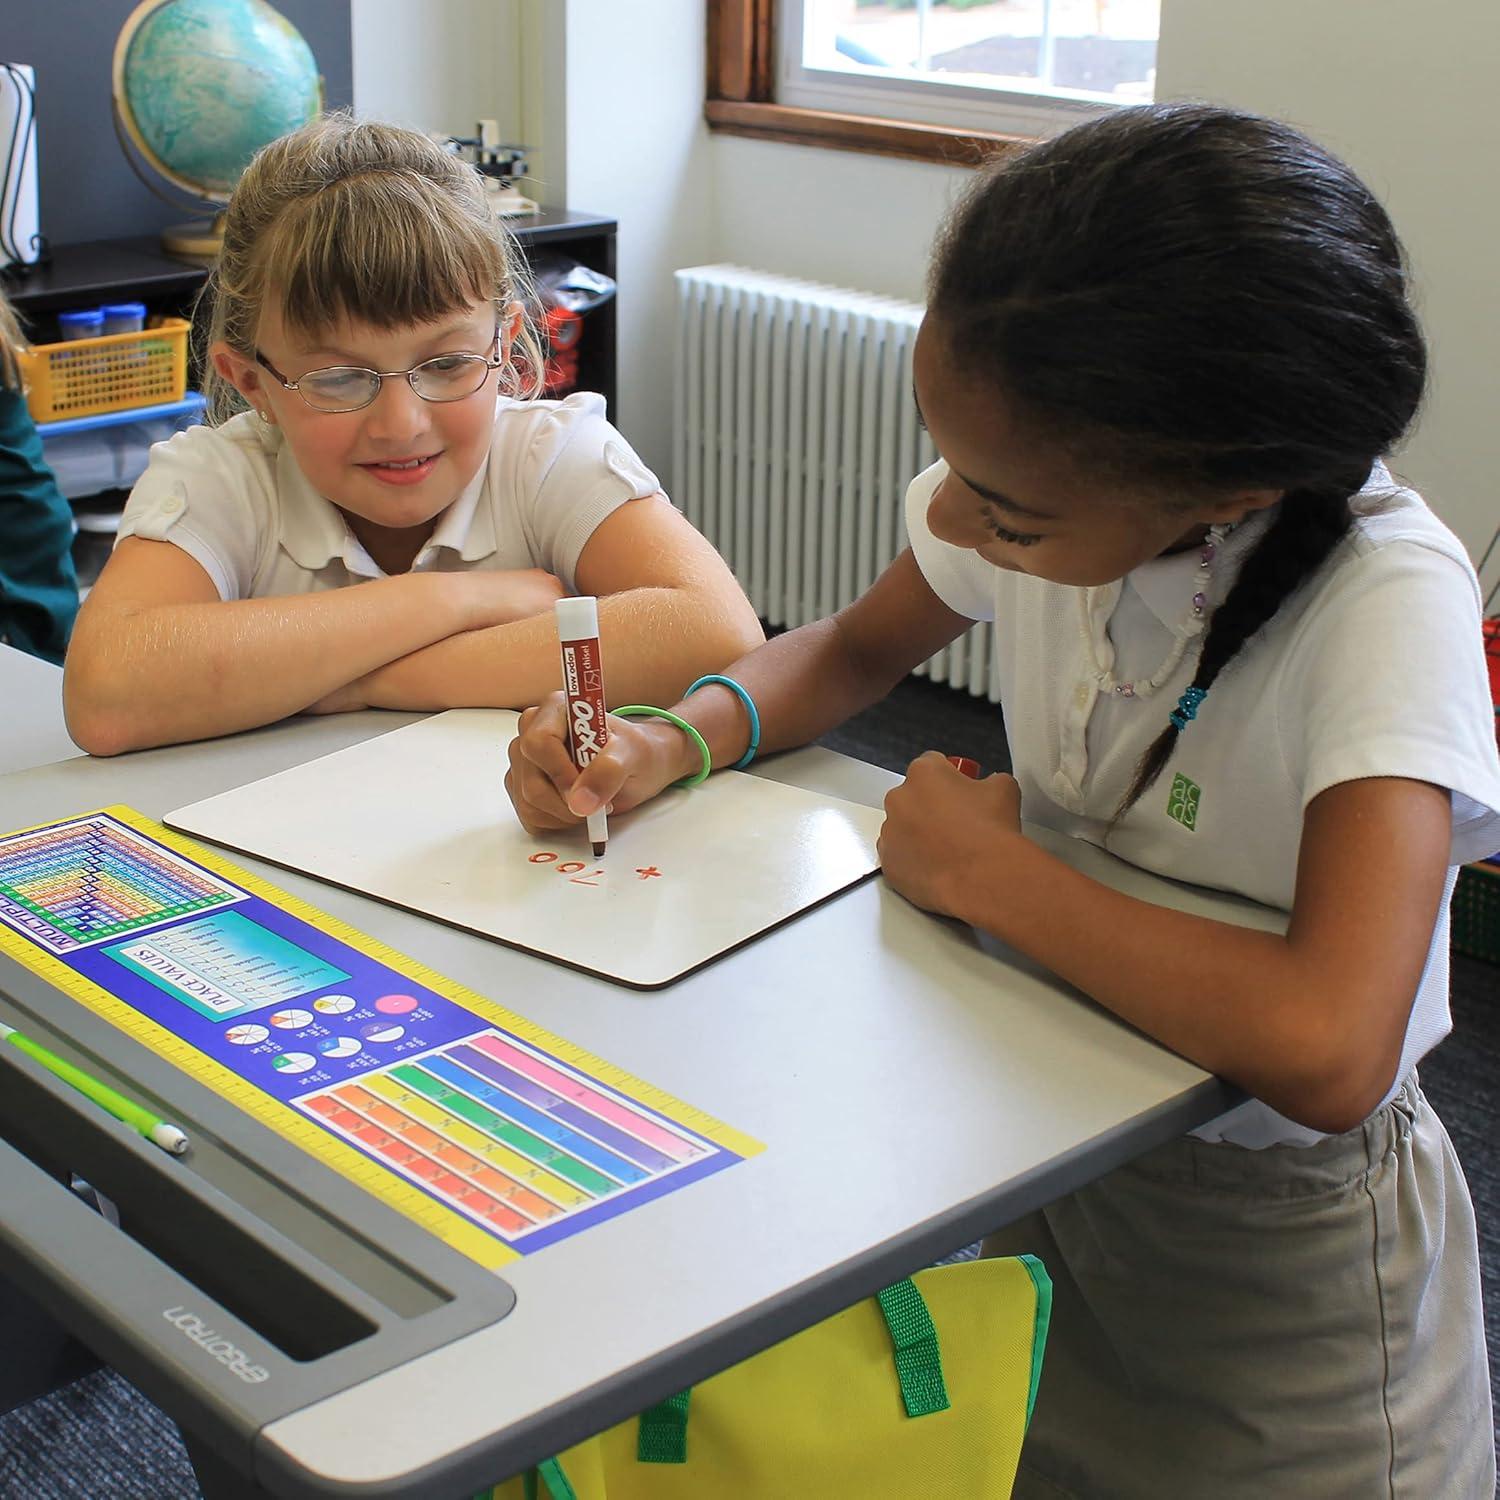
[2,675,1496,1498]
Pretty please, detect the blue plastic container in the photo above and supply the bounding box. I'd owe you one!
[57,309,104,340]
[101,301,147,335]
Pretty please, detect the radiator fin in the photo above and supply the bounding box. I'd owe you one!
[673,265,1000,702]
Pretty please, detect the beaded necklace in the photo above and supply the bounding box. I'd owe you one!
[1078,523,1231,700]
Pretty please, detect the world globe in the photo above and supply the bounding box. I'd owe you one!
[111,0,322,259]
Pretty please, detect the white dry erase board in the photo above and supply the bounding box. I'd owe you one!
[165,711,884,989]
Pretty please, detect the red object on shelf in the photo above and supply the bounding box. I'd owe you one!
[541,306,583,397]
[1485,618,1499,750]
[514,306,587,398]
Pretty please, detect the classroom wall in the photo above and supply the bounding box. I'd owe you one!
[543,0,1498,590]
[543,2,719,467]
[1155,0,1500,586]
[351,0,521,144]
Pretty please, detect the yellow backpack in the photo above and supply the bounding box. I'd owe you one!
[485,1254,1050,1499]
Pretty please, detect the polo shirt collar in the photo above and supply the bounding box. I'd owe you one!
[1128,504,1278,632]
[426,455,495,562]
[272,422,498,574]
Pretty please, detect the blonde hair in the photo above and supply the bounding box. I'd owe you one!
[0,281,28,391]
[200,112,544,423]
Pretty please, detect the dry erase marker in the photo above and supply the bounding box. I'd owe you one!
[555,595,610,856]
[0,1020,189,1156]
[947,755,982,779]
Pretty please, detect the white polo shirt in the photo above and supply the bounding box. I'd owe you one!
[116,393,662,597]
[907,460,1500,1148]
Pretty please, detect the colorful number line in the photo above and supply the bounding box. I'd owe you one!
[303,1032,710,1240]
[462,1033,705,1163]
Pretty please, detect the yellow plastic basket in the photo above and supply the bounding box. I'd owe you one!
[19,318,189,423]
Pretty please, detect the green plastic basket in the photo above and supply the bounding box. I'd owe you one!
[1452,860,1500,966]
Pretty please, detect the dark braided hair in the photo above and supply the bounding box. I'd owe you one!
[927,103,1427,812]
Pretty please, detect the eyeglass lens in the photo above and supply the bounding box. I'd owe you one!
[298,354,492,412]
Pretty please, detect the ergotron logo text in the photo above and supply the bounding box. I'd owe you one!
[162,1307,270,1384]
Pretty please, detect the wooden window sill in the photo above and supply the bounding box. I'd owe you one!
[704,98,1032,167]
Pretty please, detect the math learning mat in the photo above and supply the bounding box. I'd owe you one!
[0,808,762,1270]
[164,710,884,988]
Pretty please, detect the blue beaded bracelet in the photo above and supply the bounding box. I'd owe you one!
[684,674,761,770]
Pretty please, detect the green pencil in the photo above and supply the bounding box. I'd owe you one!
[0,1020,189,1156]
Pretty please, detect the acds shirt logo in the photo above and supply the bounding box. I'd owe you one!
[163,1307,270,1384]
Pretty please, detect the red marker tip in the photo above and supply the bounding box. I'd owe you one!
[946,755,982,779]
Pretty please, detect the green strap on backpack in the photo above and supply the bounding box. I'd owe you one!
[632,1273,950,1467]
[494,1253,1051,1500]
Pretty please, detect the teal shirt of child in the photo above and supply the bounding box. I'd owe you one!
[0,386,78,664]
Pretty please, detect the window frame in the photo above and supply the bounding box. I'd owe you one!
[708,0,1139,165]
[706,0,1035,166]
[778,0,1122,138]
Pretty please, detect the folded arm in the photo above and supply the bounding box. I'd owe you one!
[63,538,546,754]
[342,496,767,712]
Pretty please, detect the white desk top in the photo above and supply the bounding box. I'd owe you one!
[0,705,1279,1493]
[0,644,79,776]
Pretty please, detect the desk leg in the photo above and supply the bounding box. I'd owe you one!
[182,1433,271,1500]
[0,1273,100,1415]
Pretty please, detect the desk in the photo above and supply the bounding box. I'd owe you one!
[0,645,80,776]
[0,701,1279,1499]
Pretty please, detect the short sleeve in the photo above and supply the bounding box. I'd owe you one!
[904,460,997,622]
[116,422,268,600]
[1280,537,1500,864]
[509,394,663,585]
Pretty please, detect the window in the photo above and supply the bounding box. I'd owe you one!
[707,0,1160,163]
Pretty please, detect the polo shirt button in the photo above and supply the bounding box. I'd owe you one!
[160,494,184,516]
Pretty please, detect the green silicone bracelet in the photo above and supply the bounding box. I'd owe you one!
[612,706,713,787]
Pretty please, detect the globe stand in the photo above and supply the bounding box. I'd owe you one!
[161,213,227,264]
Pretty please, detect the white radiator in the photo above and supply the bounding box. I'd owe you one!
[672,264,1001,701]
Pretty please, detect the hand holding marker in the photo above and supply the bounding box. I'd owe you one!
[0,1019,189,1156]
[556,596,611,856]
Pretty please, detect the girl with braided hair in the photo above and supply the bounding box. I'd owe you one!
[506,104,1499,1494]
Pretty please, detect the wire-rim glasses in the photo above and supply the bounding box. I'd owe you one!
[254,330,504,414]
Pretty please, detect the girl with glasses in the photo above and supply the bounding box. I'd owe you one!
[64,115,761,754]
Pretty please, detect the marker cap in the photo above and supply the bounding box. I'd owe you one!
[554,596,600,642]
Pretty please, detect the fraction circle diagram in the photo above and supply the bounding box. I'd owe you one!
[313,995,356,1015]
[317,1036,361,1059]
[225,1023,268,1046]
[375,994,418,1015]
[270,1008,313,1030]
[272,1052,316,1074]
[360,1022,405,1044]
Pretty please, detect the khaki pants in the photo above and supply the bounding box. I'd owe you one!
[984,1077,1495,1498]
